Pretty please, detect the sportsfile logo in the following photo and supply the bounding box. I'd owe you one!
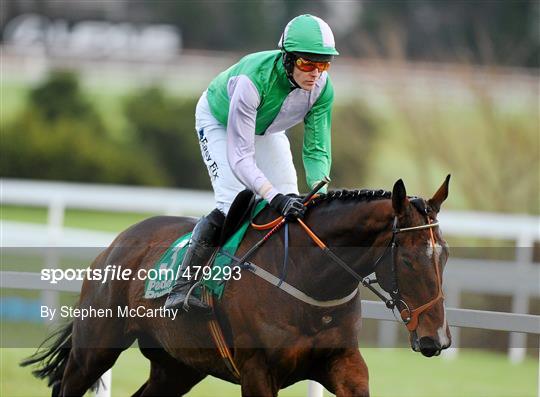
[40,265,174,284]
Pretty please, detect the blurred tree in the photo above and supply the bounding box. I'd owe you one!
[29,70,104,134]
[386,80,539,214]
[123,87,211,189]
[141,0,328,53]
[288,100,379,192]
[358,0,539,67]
[0,71,168,185]
[142,0,538,67]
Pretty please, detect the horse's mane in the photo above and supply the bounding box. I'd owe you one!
[306,189,391,207]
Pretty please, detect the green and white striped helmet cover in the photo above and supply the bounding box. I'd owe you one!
[278,14,339,56]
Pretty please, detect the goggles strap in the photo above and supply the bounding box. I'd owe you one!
[282,51,301,89]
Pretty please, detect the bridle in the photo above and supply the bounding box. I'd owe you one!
[361,214,443,332]
[240,187,444,332]
[248,198,444,333]
[298,211,443,332]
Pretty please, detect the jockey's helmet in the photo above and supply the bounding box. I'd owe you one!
[278,14,339,63]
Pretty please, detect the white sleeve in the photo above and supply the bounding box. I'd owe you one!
[226,75,279,201]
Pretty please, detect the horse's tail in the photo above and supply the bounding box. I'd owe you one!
[20,320,73,391]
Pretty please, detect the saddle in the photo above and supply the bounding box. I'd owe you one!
[219,189,257,245]
[144,190,263,300]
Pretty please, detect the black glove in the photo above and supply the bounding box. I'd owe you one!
[270,193,306,220]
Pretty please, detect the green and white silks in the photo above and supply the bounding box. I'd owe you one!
[206,50,334,200]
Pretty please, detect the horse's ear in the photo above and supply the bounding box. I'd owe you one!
[392,179,409,215]
[428,174,451,213]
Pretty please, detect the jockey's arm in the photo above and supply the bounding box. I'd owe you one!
[226,76,279,202]
[303,77,334,193]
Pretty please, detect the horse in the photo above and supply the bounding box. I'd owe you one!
[22,176,451,397]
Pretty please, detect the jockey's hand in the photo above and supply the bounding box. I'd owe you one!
[270,194,306,220]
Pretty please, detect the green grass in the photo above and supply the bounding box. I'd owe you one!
[0,205,49,225]
[1,205,156,233]
[1,347,537,396]
[0,80,29,125]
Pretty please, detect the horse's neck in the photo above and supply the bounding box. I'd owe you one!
[288,200,392,301]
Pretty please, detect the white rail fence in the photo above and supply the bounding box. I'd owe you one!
[1,271,538,397]
[2,178,539,396]
[2,271,538,334]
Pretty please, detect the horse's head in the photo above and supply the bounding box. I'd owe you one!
[374,175,451,357]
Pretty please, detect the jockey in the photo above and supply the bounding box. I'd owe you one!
[165,14,338,313]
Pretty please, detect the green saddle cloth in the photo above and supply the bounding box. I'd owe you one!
[144,201,267,299]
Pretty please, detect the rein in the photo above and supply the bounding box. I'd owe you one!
[246,204,443,332]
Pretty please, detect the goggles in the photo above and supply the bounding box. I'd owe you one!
[295,57,331,73]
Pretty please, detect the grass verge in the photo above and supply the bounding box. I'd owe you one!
[1,347,537,396]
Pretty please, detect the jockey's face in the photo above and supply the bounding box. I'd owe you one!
[292,65,321,91]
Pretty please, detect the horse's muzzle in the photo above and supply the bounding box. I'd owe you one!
[410,332,449,357]
[417,336,442,357]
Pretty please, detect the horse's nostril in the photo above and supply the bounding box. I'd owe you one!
[418,337,441,357]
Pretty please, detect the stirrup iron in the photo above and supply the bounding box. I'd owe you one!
[182,280,204,312]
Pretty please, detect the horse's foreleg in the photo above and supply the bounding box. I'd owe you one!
[137,359,206,396]
[315,348,370,397]
[240,353,278,397]
[135,346,206,396]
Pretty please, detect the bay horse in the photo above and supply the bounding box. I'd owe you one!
[23,176,451,397]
